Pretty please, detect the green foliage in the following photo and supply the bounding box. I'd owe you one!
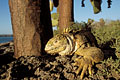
[51,13,59,27]
[52,19,58,27]
[99,18,105,26]
[88,18,94,25]
[92,20,120,58]
[67,22,88,33]
[70,22,87,29]
[53,29,59,36]
[53,22,88,35]
[51,13,59,20]
[96,57,120,79]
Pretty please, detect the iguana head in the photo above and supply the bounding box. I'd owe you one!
[45,33,74,55]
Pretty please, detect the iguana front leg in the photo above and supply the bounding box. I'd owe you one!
[74,57,93,79]
[74,47,104,79]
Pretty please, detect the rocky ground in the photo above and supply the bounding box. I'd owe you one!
[0,42,120,80]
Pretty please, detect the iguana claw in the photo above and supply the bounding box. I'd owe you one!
[74,57,93,79]
[74,47,104,79]
[45,28,104,79]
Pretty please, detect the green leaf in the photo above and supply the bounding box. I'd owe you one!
[51,13,59,20]
[52,19,58,27]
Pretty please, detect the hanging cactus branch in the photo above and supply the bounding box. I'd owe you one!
[53,0,59,7]
[90,0,102,14]
[107,0,112,8]
[81,0,85,7]
[50,0,54,12]
[80,0,112,14]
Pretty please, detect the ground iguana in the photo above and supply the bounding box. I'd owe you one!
[45,28,104,79]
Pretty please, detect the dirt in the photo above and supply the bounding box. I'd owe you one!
[0,42,120,80]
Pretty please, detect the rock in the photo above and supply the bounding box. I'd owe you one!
[0,42,9,47]
[9,42,14,46]
[0,42,120,80]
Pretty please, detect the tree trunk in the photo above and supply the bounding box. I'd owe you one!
[9,0,53,58]
[59,0,74,33]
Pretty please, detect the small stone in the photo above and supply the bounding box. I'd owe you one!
[9,42,14,46]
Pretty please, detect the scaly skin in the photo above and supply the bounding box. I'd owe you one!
[74,47,104,79]
[45,33,73,55]
[45,30,104,79]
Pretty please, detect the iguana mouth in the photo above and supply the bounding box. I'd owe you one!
[45,44,67,54]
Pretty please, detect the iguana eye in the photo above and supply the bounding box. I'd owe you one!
[54,40,58,43]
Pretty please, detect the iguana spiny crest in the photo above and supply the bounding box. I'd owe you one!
[45,28,97,56]
[45,27,104,79]
[45,32,91,56]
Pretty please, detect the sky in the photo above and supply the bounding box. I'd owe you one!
[0,0,120,34]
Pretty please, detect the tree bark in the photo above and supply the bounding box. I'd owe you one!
[59,0,74,33]
[9,0,53,58]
